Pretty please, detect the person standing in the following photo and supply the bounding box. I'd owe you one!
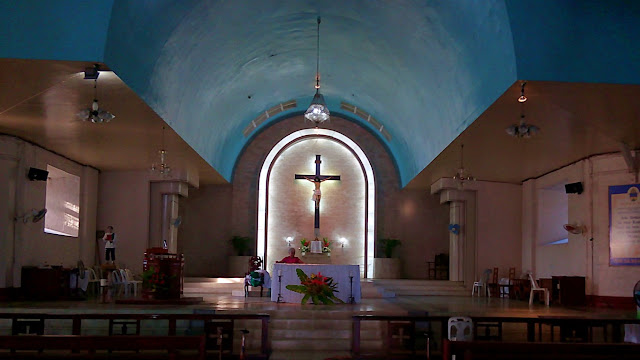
[277,247,304,264]
[103,226,116,264]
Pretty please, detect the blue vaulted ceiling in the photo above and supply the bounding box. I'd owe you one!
[2,1,639,186]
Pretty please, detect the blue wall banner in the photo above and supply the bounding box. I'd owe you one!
[609,184,640,266]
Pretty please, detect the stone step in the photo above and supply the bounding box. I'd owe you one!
[269,350,352,360]
[392,289,469,296]
[371,279,468,296]
[271,338,352,352]
[371,279,464,286]
[270,319,352,330]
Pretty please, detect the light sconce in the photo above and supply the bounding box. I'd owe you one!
[286,236,293,247]
[339,237,348,248]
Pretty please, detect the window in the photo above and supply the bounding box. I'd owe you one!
[44,165,80,237]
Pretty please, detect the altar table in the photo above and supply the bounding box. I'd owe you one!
[271,264,361,303]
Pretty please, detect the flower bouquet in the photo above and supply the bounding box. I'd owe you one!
[285,268,344,305]
[142,266,173,299]
[322,237,331,255]
[299,238,310,254]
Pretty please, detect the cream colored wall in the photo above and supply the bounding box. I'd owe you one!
[178,184,233,277]
[522,153,640,296]
[266,138,366,273]
[475,181,523,279]
[537,188,568,245]
[97,171,150,273]
[0,135,98,288]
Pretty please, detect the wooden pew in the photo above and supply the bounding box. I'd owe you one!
[0,312,271,359]
[442,339,640,359]
[0,335,205,359]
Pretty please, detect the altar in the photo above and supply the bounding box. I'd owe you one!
[300,253,332,264]
[271,264,361,303]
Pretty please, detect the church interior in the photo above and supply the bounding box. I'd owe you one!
[1,1,640,359]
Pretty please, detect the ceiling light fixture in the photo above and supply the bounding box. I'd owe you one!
[304,16,330,127]
[151,126,171,176]
[78,65,115,123]
[506,81,540,138]
[518,80,527,103]
[453,144,475,187]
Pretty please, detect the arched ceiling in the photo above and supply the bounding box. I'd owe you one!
[1,1,639,187]
[103,0,516,186]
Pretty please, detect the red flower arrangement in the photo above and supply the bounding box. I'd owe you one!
[286,268,343,304]
[142,267,172,295]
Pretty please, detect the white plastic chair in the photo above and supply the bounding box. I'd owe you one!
[110,270,125,297]
[528,273,550,306]
[448,316,473,341]
[472,269,492,296]
[122,269,142,297]
[87,268,101,295]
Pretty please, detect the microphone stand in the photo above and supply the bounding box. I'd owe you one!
[348,274,355,304]
[277,274,284,303]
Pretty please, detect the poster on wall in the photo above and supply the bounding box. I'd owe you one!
[609,184,640,266]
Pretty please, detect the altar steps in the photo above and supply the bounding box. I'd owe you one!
[268,310,384,360]
[371,279,469,297]
[183,277,395,298]
[183,277,468,298]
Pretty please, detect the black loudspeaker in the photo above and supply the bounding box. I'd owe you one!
[27,167,49,181]
[565,182,583,194]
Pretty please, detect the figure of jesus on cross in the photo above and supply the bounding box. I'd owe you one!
[295,155,340,234]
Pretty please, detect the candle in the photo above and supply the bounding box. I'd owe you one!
[278,269,282,276]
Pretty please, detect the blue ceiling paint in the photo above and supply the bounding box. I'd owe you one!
[104,0,517,187]
[506,0,640,84]
[0,0,113,61]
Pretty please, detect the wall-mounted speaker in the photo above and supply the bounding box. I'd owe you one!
[27,167,49,181]
[565,182,583,194]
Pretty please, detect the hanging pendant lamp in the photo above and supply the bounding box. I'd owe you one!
[304,16,330,126]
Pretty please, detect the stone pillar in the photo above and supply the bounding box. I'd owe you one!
[431,177,477,286]
[149,182,188,251]
[161,193,180,253]
[449,200,465,281]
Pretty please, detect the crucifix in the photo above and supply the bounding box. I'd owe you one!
[295,155,341,236]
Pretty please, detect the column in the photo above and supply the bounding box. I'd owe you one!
[449,200,465,281]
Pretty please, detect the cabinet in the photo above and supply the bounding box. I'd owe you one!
[21,266,70,300]
[551,276,586,306]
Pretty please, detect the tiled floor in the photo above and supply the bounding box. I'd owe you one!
[0,291,635,319]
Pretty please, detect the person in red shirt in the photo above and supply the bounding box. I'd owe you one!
[278,247,304,264]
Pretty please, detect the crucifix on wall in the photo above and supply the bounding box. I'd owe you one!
[295,155,341,236]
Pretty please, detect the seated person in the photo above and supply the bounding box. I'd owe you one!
[277,248,304,264]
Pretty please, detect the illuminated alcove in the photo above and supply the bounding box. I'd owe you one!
[257,129,375,277]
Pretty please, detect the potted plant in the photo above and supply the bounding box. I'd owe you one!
[374,238,402,279]
[228,235,254,276]
[231,235,252,256]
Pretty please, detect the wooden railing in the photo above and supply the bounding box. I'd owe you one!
[442,339,640,359]
[0,335,205,359]
[352,314,640,359]
[0,312,270,359]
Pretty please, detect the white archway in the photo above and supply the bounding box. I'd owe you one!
[257,128,376,277]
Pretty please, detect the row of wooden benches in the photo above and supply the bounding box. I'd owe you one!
[3,312,640,359]
[0,313,269,359]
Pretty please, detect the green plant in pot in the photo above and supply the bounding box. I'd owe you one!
[379,238,401,258]
[230,235,252,256]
